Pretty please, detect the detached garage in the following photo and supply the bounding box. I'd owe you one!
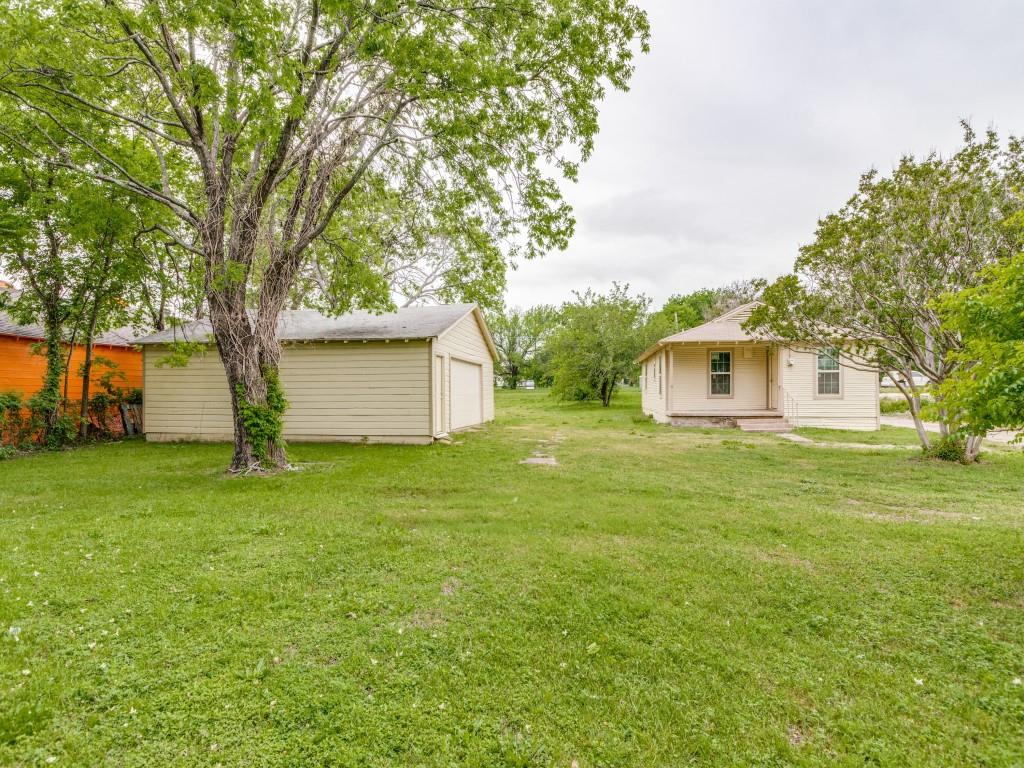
[138,304,497,444]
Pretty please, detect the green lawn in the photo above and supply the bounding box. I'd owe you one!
[793,425,939,447]
[1,390,1023,767]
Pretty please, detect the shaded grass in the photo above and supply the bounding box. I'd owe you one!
[0,389,1022,766]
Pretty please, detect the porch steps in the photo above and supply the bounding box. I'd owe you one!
[736,417,793,433]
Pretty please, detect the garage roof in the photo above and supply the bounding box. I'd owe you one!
[136,304,498,358]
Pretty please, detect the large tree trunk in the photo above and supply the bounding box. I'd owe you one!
[38,307,64,444]
[211,305,289,473]
[965,435,984,462]
[79,298,102,439]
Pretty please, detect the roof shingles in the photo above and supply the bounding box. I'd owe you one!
[136,304,480,346]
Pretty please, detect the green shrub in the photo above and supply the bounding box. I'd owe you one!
[0,444,15,461]
[880,398,909,414]
[926,434,969,463]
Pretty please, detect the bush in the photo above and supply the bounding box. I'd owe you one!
[880,398,909,414]
[926,434,969,463]
[0,444,15,461]
[0,391,29,447]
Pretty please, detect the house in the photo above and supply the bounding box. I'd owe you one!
[637,302,879,432]
[0,284,143,404]
[137,303,497,444]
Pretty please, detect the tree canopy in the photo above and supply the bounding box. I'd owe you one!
[490,304,557,390]
[547,283,650,406]
[938,214,1024,439]
[0,0,650,470]
[748,125,1024,459]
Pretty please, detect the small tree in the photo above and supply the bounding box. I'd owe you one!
[490,305,557,389]
[748,126,1024,460]
[937,216,1024,440]
[547,284,650,406]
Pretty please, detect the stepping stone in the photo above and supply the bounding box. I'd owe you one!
[520,456,558,466]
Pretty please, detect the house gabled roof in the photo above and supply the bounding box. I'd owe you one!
[0,288,141,348]
[637,301,765,362]
[136,303,499,360]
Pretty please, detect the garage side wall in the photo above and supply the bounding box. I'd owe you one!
[144,340,433,443]
[432,311,495,433]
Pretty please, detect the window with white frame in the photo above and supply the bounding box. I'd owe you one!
[816,348,841,396]
[709,350,732,396]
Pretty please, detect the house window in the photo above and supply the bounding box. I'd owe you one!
[709,350,732,396]
[658,355,662,395]
[816,348,841,396]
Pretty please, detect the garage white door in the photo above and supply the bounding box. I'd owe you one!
[450,358,482,430]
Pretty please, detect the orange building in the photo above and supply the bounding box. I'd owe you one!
[1,283,143,437]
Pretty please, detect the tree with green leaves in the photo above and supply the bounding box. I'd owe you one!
[547,284,650,406]
[647,280,761,339]
[490,304,557,389]
[0,0,649,471]
[748,126,1024,460]
[937,214,1024,441]
[0,101,178,442]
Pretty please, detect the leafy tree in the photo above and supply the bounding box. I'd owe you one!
[547,284,650,406]
[0,0,649,472]
[490,305,557,389]
[0,105,175,442]
[748,126,1024,460]
[647,280,761,340]
[937,215,1024,439]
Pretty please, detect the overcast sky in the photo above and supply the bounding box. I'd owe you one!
[504,0,1024,309]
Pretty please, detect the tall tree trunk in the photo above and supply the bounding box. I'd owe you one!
[39,308,64,443]
[79,338,94,439]
[965,435,984,462]
[210,304,288,473]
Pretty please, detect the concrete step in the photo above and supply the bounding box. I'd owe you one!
[737,418,793,433]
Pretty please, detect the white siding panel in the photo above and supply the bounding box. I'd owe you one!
[782,348,879,430]
[670,345,768,413]
[144,341,432,442]
[641,350,668,423]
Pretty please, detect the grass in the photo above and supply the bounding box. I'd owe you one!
[1,389,1023,767]
[793,425,939,447]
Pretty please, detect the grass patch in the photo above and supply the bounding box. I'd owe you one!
[793,425,939,447]
[1,390,1022,766]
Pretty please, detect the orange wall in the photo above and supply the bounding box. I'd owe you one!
[0,335,142,400]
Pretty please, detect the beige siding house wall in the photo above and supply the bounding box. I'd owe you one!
[637,302,880,431]
[640,349,667,422]
[670,345,769,413]
[780,348,879,430]
[141,304,497,444]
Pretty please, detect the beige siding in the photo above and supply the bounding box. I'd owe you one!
[641,350,669,423]
[670,345,768,413]
[431,310,495,434]
[781,348,879,430]
[144,341,432,442]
